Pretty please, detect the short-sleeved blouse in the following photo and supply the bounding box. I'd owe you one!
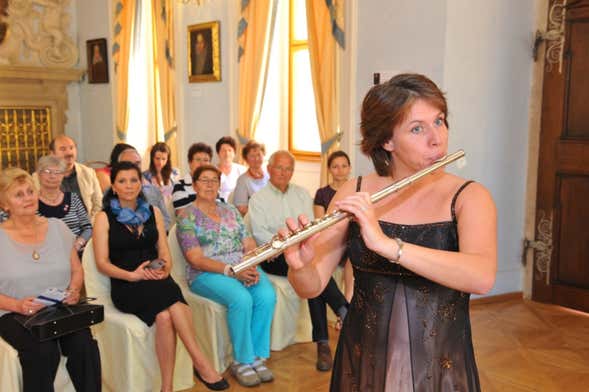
[0,219,74,317]
[176,202,249,285]
[314,185,337,211]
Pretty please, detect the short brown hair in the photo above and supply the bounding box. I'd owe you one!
[241,140,266,161]
[192,164,221,183]
[0,168,36,209]
[360,73,448,176]
[187,142,213,163]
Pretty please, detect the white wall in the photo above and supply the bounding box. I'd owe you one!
[75,0,115,163]
[443,0,534,295]
[175,0,237,174]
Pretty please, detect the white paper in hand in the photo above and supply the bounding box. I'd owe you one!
[34,288,67,306]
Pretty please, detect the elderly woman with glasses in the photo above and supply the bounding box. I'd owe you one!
[176,164,276,388]
[37,155,92,255]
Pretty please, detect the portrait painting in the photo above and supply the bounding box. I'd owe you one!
[188,21,221,82]
[86,38,109,84]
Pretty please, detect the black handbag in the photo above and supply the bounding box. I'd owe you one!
[14,301,104,341]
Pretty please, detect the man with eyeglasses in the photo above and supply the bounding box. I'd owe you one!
[32,135,102,221]
[172,142,224,212]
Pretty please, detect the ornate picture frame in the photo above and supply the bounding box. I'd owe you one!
[188,21,221,82]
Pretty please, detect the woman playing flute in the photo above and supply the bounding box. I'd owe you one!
[282,73,497,391]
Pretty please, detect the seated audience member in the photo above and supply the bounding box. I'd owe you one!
[172,142,223,211]
[0,168,101,392]
[95,143,134,193]
[33,135,102,221]
[232,140,269,216]
[176,165,276,387]
[143,142,180,208]
[117,147,172,231]
[249,151,343,370]
[93,162,228,392]
[216,136,246,202]
[36,155,92,256]
[315,151,354,303]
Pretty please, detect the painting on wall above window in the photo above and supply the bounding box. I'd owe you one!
[86,38,109,84]
[188,21,221,82]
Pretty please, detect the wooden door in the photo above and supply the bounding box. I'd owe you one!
[532,0,589,311]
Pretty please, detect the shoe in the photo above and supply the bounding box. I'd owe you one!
[316,342,332,372]
[251,358,274,382]
[230,362,261,387]
[194,368,230,391]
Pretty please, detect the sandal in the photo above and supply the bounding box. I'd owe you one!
[230,362,261,387]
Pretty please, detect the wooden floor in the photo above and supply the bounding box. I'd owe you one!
[184,297,589,391]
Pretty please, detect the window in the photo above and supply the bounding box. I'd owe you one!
[255,0,321,160]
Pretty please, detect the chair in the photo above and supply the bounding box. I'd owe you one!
[82,239,194,392]
[168,225,234,373]
[0,336,74,391]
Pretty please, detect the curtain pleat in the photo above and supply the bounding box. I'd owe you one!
[112,0,137,142]
[151,0,178,166]
[306,0,343,186]
[237,0,276,146]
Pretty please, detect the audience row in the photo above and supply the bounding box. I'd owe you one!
[0,133,354,390]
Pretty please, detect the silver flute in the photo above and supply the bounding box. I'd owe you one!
[231,150,465,274]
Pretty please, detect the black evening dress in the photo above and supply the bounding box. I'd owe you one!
[107,206,186,326]
[330,180,480,392]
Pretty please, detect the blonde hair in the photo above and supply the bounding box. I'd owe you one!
[0,168,36,209]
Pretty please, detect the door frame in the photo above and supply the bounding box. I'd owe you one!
[523,0,551,299]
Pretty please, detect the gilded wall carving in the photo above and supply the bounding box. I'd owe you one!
[0,0,78,67]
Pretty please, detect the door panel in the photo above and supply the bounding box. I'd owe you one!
[533,0,589,311]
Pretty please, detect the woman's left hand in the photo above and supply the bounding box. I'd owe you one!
[334,192,388,254]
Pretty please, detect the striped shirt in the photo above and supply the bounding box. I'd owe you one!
[38,192,93,241]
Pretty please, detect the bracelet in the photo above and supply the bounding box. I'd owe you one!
[223,264,233,277]
[391,237,404,264]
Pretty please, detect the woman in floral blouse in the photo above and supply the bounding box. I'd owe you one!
[176,165,276,388]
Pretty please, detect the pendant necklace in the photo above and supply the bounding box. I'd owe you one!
[31,222,41,261]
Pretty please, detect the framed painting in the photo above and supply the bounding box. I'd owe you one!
[86,38,109,84]
[188,21,221,82]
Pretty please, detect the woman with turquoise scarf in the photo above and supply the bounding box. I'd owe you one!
[93,161,228,391]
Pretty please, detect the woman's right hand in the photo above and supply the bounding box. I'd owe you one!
[282,215,317,271]
[234,267,259,287]
[18,296,45,316]
[128,261,164,281]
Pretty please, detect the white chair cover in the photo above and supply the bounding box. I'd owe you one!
[0,336,74,392]
[82,239,194,392]
[168,225,234,373]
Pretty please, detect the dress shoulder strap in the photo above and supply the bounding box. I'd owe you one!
[356,176,363,192]
[451,180,475,223]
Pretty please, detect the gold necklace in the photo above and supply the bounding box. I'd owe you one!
[40,191,62,204]
[29,221,41,261]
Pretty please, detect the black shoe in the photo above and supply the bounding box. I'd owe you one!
[316,342,333,372]
[194,368,230,391]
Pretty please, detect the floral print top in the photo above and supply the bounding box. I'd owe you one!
[176,201,249,285]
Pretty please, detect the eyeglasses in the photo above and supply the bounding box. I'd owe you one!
[196,179,219,185]
[271,166,294,173]
[40,168,65,175]
[192,158,211,163]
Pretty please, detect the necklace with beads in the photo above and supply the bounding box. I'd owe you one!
[248,168,264,179]
[40,191,62,205]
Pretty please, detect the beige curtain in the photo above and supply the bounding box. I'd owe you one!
[112,0,137,142]
[237,0,276,146]
[151,0,178,166]
[306,0,344,185]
